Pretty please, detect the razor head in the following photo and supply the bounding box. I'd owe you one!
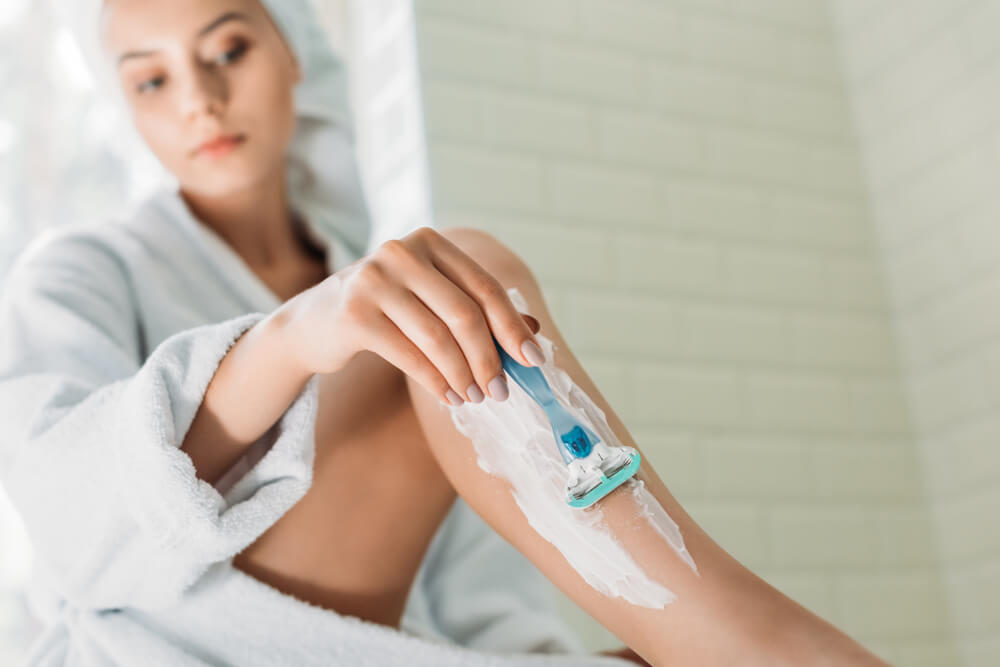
[566,449,642,509]
[569,476,602,499]
[597,456,632,479]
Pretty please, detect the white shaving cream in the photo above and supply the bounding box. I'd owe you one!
[446,288,698,608]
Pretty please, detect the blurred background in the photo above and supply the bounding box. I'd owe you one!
[2,1,999,665]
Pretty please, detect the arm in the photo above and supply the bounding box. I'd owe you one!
[180,302,314,487]
[0,231,319,612]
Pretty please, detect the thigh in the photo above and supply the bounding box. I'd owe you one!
[233,350,457,627]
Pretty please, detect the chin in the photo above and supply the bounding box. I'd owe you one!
[183,161,279,199]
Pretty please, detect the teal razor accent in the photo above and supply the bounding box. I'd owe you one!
[494,336,641,508]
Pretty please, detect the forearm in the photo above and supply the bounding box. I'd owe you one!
[181,304,314,486]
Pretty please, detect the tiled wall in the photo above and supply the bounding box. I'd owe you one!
[407,0,954,664]
[832,2,1000,665]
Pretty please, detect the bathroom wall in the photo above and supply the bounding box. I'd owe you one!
[831,2,1000,665]
[407,0,954,664]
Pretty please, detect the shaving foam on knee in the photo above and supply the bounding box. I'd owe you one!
[445,287,698,608]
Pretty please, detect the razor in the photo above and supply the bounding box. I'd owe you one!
[493,336,641,508]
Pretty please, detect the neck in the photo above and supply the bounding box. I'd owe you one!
[179,164,301,269]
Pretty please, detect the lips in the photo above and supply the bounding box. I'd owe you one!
[194,133,245,157]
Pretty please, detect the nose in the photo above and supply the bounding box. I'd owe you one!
[179,62,227,121]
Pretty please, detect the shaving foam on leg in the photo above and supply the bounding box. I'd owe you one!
[445,287,698,608]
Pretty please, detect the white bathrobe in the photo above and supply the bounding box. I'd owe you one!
[0,187,632,666]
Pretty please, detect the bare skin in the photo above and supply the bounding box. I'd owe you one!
[233,349,458,628]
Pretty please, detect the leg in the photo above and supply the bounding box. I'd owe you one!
[405,227,892,667]
[233,350,456,628]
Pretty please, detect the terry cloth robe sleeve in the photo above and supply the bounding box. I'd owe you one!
[0,229,320,613]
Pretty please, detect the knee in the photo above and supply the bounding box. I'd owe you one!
[435,226,540,292]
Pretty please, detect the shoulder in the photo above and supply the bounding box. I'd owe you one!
[0,198,170,325]
[6,190,176,291]
[0,222,150,381]
[8,222,133,292]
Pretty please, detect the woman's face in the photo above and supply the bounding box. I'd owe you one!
[100,0,301,198]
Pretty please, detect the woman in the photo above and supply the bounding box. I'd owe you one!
[0,0,893,665]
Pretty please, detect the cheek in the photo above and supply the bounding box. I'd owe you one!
[132,107,188,166]
[233,61,298,137]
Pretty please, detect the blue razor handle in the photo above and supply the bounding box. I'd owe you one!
[493,337,599,463]
[493,337,555,408]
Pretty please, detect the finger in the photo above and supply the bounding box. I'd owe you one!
[424,234,543,368]
[363,311,461,406]
[378,242,506,400]
[394,260,510,401]
[380,286,482,403]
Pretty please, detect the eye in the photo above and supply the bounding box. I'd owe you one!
[214,41,248,66]
[136,75,165,94]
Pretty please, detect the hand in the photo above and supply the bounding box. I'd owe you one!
[283,226,544,406]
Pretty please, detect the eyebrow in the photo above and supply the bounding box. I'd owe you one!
[117,11,251,66]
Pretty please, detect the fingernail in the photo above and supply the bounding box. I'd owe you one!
[466,383,484,403]
[521,339,545,366]
[487,374,509,401]
[445,389,464,406]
